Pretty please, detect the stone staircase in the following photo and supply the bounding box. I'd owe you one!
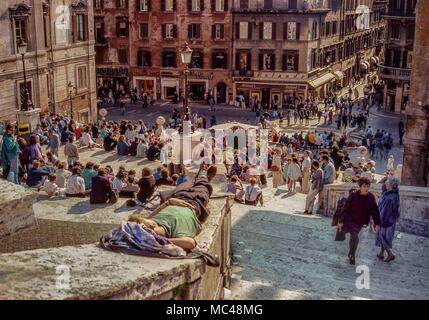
[229,185,429,300]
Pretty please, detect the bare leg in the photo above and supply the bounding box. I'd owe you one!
[169,237,197,251]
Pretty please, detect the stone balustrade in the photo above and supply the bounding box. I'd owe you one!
[318,183,429,237]
[0,180,37,238]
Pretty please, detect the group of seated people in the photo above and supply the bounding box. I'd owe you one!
[34,158,190,205]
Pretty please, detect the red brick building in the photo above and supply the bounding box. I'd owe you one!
[94,0,233,103]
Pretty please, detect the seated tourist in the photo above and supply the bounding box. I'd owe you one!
[46,151,58,165]
[90,169,115,204]
[128,165,217,251]
[103,132,117,152]
[79,127,99,149]
[136,138,149,158]
[112,170,139,198]
[146,142,161,161]
[117,135,130,156]
[153,166,163,181]
[65,167,87,197]
[171,174,179,186]
[227,175,245,202]
[245,177,264,206]
[156,168,175,186]
[55,162,71,188]
[82,162,97,190]
[137,167,157,203]
[128,137,139,157]
[41,173,65,197]
[177,169,189,186]
[27,160,50,188]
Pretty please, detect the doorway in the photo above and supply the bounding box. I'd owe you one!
[261,88,270,109]
[216,82,227,103]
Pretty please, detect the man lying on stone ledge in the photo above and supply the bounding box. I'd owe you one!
[127,164,217,251]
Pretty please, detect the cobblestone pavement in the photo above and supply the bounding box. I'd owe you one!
[0,219,118,254]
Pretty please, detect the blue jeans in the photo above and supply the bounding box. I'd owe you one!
[6,155,19,184]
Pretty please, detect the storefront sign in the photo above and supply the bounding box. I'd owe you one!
[187,70,214,80]
[161,71,180,78]
[96,67,129,77]
[254,72,307,80]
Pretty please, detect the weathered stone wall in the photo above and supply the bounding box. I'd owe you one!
[0,196,232,300]
[318,183,429,237]
[0,179,37,238]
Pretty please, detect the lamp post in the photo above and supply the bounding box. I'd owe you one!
[179,43,193,165]
[17,38,33,111]
[68,82,76,120]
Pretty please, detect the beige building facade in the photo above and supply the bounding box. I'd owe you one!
[0,0,97,124]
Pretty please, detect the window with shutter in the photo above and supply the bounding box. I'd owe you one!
[140,23,149,38]
[165,0,174,11]
[283,51,299,71]
[239,22,249,39]
[262,22,273,40]
[191,51,203,68]
[118,48,128,63]
[240,0,249,9]
[283,23,287,40]
[286,22,296,40]
[272,23,276,40]
[296,23,300,40]
[264,0,273,9]
[214,0,224,11]
[137,50,143,66]
[213,51,227,69]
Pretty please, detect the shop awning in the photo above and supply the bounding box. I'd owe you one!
[332,70,345,80]
[308,72,335,89]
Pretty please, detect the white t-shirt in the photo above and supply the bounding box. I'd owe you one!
[66,176,85,194]
[43,180,59,194]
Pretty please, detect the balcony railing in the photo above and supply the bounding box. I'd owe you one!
[232,0,330,13]
[383,9,415,19]
[233,70,254,77]
[378,64,411,81]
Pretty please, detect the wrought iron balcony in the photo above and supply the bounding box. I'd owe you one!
[382,9,415,19]
[378,64,411,81]
[232,70,254,77]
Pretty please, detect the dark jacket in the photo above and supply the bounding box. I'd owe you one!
[90,175,114,204]
[378,189,400,228]
[26,168,49,187]
[159,176,213,223]
[137,176,157,202]
[103,135,117,151]
[340,191,381,228]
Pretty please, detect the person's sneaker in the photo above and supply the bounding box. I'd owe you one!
[303,210,309,215]
[348,254,355,265]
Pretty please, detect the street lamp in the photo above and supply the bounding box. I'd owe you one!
[68,82,76,120]
[17,38,33,111]
[181,43,193,115]
[179,43,193,165]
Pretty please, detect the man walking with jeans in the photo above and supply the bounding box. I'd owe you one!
[304,161,324,215]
